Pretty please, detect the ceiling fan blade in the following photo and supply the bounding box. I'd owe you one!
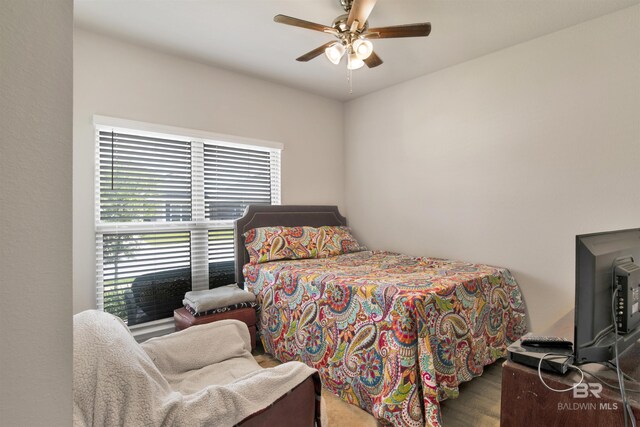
[274,14,336,34]
[296,41,336,62]
[365,23,431,39]
[346,0,377,31]
[364,51,383,68]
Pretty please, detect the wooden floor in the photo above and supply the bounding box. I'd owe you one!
[440,359,503,427]
[254,347,504,427]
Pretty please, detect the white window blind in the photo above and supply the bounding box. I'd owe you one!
[95,120,281,326]
[98,131,192,222]
[204,144,273,220]
[101,231,192,325]
[208,228,235,288]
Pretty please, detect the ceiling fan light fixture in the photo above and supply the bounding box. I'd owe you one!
[347,52,364,70]
[274,0,431,81]
[352,38,373,60]
[325,42,346,65]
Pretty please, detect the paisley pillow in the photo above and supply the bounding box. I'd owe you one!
[316,226,367,258]
[243,226,317,264]
[243,225,365,264]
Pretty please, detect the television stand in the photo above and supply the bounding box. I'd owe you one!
[501,311,639,426]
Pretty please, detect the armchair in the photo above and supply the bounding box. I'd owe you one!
[73,310,321,426]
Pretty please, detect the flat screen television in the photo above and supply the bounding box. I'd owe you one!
[574,228,640,364]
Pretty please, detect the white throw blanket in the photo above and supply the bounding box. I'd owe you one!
[183,284,256,314]
[73,310,316,427]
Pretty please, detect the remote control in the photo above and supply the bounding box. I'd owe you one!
[520,335,573,349]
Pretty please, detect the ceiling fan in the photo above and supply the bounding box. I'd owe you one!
[274,0,431,70]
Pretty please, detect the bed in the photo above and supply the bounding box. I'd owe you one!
[234,205,527,427]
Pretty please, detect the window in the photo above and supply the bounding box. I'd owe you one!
[95,118,281,326]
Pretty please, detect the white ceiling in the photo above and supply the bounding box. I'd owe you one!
[74,0,639,101]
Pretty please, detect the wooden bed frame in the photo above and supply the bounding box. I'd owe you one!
[234,205,347,285]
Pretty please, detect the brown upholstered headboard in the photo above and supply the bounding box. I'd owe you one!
[234,205,347,286]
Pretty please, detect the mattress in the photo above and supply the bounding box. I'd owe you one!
[243,250,526,426]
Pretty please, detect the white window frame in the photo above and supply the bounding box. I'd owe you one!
[93,115,282,339]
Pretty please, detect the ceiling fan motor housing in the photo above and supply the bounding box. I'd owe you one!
[340,0,353,13]
[332,14,369,34]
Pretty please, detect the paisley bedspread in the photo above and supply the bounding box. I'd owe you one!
[243,251,526,426]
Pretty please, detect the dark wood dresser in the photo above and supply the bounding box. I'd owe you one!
[501,311,639,426]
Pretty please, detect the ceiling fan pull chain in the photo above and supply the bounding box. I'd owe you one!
[348,67,353,94]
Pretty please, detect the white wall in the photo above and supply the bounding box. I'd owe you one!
[0,0,73,425]
[344,6,640,332]
[73,30,345,313]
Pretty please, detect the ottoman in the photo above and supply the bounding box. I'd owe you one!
[173,307,257,350]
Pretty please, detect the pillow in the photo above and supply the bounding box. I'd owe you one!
[316,226,367,258]
[243,225,366,264]
[243,226,318,264]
